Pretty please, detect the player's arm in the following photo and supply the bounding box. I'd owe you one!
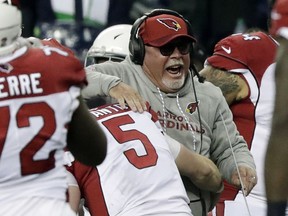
[67,95,107,166]
[66,170,81,213]
[64,152,85,215]
[199,66,248,105]
[165,135,223,193]
[68,185,81,213]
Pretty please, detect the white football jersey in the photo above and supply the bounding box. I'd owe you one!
[66,103,192,216]
[0,39,86,215]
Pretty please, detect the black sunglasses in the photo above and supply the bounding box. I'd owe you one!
[160,40,192,56]
[147,38,191,56]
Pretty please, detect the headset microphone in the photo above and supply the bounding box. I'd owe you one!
[190,63,205,83]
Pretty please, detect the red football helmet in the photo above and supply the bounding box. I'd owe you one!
[270,0,288,39]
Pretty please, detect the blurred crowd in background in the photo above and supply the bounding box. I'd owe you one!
[14,0,273,65]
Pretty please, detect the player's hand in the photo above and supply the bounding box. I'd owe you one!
[109,82,147,113]
[230,165,257,196]
[270,0,288,39]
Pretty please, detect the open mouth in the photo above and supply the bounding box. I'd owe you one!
[166,65,183,75]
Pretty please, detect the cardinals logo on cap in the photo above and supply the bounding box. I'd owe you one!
[185,101,199,115]
[157,18,181,31]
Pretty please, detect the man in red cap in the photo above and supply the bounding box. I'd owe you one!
[265,0,288,215]
[200,30,280,215]
[82,8,256,216]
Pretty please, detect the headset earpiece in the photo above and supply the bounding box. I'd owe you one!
[129,8,194,65]
[129,16,146,65]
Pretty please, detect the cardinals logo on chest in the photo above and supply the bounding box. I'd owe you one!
[185,101,199,115]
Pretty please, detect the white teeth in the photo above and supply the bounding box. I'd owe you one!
[168,65,180,69]
[167,66,181,74]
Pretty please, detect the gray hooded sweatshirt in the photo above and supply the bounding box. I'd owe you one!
[82,57,256,216]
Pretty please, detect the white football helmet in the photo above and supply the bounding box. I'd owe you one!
[0,0,12,4]
[0,2,22,54]
[85,24,132,66]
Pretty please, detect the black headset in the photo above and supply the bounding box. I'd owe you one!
[129,8,195,65]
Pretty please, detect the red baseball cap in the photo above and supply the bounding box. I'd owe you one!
[139,14,196,47]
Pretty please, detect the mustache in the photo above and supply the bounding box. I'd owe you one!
[166,59,184,67]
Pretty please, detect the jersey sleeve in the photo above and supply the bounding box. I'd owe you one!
[66,170,79,187]
[164,134,181,159]
[41,38,76,56]
[38,45,87,90]
[206,32,277,79]
[38,38,87,89]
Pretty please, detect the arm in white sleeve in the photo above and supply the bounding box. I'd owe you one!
[66,171,81,213]
[165,134,223,193]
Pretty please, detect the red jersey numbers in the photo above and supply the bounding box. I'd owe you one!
[0,102,57,175]
[102,115,158,169]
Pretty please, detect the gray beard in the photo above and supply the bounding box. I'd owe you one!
[162,76,185,91]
